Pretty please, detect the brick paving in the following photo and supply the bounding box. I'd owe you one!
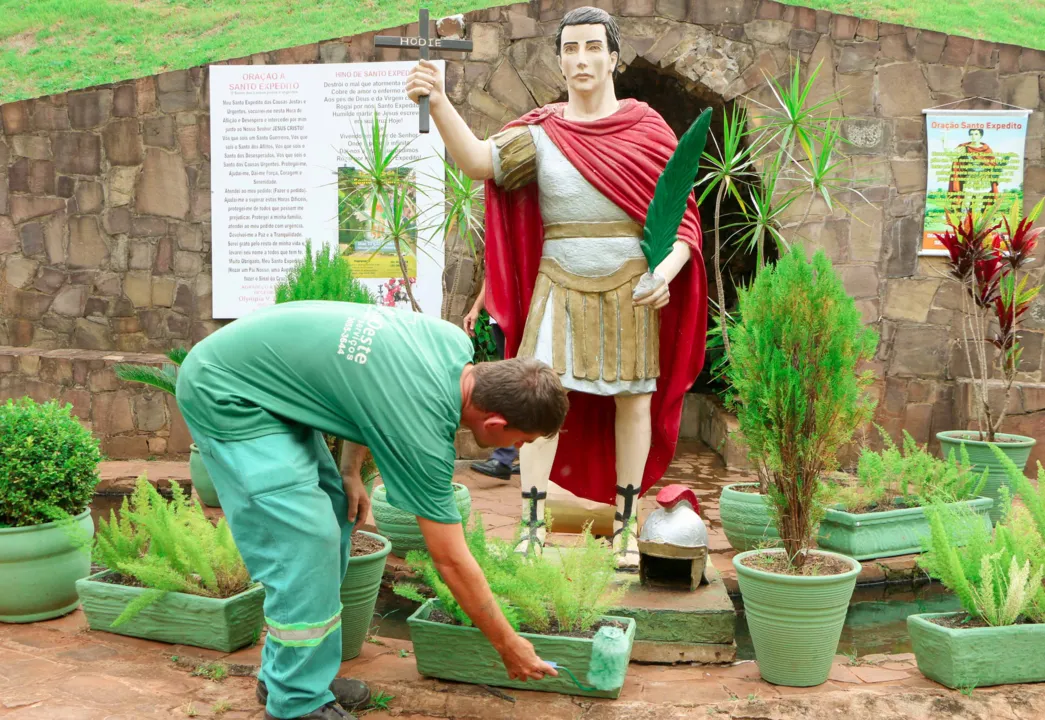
[3,443,1043,718]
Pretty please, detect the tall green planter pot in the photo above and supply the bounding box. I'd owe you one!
[0,509,94,623]
[340,531,392,661]
[372,483,472,556]
[937,431,1036,523]
[733,549,861,686]
[408,598,636,698]
[76,571,265,652]
[908,612,1045,688]
[719,483,781,552]
[189,443,221,508]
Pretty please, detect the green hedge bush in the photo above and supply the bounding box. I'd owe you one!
[0,398,101,528]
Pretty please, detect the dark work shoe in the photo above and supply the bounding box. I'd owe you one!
[257,678,370,714]
[511,462,521,474]
[264,702,354,719]
[470,458,513,479]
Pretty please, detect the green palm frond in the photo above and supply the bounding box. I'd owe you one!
[166,347,188,366]
[641,108,712,271]
[113,363,178,396]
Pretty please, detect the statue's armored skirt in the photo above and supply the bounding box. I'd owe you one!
[491,125,660,397]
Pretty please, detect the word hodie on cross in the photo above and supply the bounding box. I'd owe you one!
[374,8,473,133]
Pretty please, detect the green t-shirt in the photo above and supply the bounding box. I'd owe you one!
[176,301,473,524]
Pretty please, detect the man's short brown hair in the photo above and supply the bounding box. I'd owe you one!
[471,358,569,437]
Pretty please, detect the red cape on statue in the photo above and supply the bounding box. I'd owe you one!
[484,99,708,506]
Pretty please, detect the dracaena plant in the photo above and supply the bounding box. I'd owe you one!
[933,200,1044,442]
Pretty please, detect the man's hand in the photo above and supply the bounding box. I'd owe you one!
[463,306,480,337]
[499,634,559,682]
[406,59,446,110]
[344,474,371,525]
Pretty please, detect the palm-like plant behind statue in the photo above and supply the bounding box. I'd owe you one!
[697,61,866,399]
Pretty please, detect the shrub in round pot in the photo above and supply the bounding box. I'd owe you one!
[0,398,102,622]
[340,530,392,660]
[930,204,1042,521]
[114,349,221,508]
[727,247,878,686]
[719,482,780,552]
[907,451,1045,689]
[372,482,472,556]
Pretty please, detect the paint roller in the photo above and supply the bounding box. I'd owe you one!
[540,625,630,692]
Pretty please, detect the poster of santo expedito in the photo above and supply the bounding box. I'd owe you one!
[921,109,1031,255]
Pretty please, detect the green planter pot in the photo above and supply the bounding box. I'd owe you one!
[76,571,264,652]
[408,598,636,698]
[372,483,472,556]
[816,496,994,560]
[936,431,1036,523]
[0,509,94,623]
[719,483,781,552]
[340,531,392,661]
[733,549,860,687]
[908,612,1045,688]
[190,443,221,508]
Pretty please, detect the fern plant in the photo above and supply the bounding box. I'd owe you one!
[113,347,187,397]
[94,476,252,626]
[823,428,988,513]
[919,481,1045,625]
[393,515,622,634]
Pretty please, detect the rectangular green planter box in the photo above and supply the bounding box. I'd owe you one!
[76,571,265,653]
[816,497,993,561]
[407,598,635,698]
[908,612,1045,688]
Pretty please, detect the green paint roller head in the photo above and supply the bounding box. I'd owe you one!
[544,625,630,692]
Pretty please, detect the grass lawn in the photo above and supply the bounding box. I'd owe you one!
[0,0,1040,106]
[779,0,1044,51]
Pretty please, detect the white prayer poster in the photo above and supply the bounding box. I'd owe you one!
[209,62,446,318]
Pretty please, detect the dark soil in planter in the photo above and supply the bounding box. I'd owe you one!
[946,431,1024,444]
[427,607,628,639]
[740,551,852,576]
[929,614,1037,630]
[732,485,764,494]
[90,568,250,598]
[351,531,385,557]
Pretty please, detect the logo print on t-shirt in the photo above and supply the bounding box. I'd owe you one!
[337,306,386,365]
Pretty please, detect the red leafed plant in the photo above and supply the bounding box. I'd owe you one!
[933,200,1044,442]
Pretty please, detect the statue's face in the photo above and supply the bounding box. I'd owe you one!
[558,23,618,95]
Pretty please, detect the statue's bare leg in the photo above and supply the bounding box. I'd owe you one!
[516,433,558,555]
[613,393,652,569]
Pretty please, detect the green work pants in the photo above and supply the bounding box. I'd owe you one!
[187,421,352,719]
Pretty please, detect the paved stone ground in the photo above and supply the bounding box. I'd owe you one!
[4,443,1044,719]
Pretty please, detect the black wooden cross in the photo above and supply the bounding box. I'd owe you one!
[374,8,473,134]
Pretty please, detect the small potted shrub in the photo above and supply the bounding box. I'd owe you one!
[818,429,993,560]
[114,348,221,508]
[0,398,101,622]
[395,517,635,698]
[907,450,1045,688]
[932,203,1042,521]
[339,529,392,661]
[728,247,877,687]
[372,481,472,556]
[76,477,264,652]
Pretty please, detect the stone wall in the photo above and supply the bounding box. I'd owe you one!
[2,0,1044,459]
[0,346,192,459]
